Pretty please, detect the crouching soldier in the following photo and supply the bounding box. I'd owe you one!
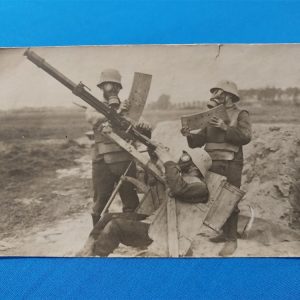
[181,80,252,256]
[77,147,212,257]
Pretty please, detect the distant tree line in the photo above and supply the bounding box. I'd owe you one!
[147,87,300,110]
[240,87,300,105]
[147,94,172,110]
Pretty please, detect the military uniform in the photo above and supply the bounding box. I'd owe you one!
[86,106,139,224]
[87,159,209,257]
[186,104,251,240]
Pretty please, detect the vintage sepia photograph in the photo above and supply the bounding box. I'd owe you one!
[0,44,299,257]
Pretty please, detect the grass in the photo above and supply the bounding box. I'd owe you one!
[0,108,89,141]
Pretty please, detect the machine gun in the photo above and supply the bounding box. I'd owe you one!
[24,49,165,185]
[24,49,155,151]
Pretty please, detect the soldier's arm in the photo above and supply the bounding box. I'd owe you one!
[224,111,252,145]
[85,107,106,127]
[164,161,208,203]
[186,128,207,148]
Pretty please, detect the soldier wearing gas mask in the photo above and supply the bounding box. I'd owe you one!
[86,69,151,226]
[181,80,252,256]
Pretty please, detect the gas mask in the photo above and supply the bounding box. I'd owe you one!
[207,89,226,109]
[101,82,121,108]
[178,151,193,173]
[177,151,202,177]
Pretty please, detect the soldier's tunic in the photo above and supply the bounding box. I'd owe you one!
[186,104,251,240]
[86,105,139,220]
[89,161,209,256]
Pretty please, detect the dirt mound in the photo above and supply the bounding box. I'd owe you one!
[242,124,300,227]
[153,122,300,229]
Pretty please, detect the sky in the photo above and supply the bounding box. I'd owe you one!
[0,44,300,109]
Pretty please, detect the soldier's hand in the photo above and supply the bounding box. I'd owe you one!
[135,121,152,138]
[181,126,191,137]
[136,121,152,132]
[101,123,112,134]
[119,99,130,112]
[209,117,228,131]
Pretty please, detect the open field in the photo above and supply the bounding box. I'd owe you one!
[0,108,89,141]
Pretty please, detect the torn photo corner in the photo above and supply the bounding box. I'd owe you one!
[0,44,300,258]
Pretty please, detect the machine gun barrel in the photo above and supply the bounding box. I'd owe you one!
[24,49,77,91]
[24,49,155,151]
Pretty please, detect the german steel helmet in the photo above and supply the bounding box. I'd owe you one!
[183,148,212,177]
[210,80,240,102]
[97,69,122,88]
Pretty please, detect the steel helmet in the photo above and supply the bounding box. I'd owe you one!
[210,80,240,102]
[182,148,212,177]
[97,69,122,89]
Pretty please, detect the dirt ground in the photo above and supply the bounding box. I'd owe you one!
[0,107,300,257]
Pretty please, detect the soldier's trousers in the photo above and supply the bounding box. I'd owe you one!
[210,160,243,241]
[90,212,152,256]
[92,160,140,221]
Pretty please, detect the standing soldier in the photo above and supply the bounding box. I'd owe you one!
[86,69,149,226]
[181,80,252,256]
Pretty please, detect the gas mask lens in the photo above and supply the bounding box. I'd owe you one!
[102,83,113,92]
[211,89,224,98]
[180,152,191,163]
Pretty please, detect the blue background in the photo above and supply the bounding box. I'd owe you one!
[0,0,300,299]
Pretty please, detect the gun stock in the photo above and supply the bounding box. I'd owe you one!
[24,49,155,151]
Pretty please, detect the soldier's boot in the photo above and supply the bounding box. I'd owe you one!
[218,211,238,257]
[209,232,227,243]
[210,216,230,243]
[76,237,95,257]
[91,213,100,227]
[218,240,237,257]
[185,247,194,257]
